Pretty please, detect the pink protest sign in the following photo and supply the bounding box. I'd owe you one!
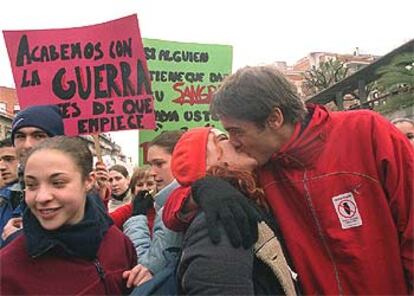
[3,14,155,136]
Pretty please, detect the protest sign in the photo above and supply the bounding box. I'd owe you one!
[3,14,155,136]
[139,39,232,164]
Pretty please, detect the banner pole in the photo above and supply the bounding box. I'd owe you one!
[92,134,103,163]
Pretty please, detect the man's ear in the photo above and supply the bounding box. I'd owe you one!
[266,107,284,130]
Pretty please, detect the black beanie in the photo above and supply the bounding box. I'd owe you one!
[11,105,64,145]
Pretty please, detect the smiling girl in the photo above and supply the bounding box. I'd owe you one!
[0,136,136,295]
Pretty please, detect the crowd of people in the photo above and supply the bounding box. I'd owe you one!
[0,64,413,295]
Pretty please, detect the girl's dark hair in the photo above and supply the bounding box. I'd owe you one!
[207,164,268,210]
[149,130,185,155]
[24,136,93,180]
[109,164,129,178]
[0,137,13,148]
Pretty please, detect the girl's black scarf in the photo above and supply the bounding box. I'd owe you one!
[23,194,113,260]
[111,189,130,201]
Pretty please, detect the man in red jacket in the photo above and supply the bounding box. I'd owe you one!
[163,65,414,294]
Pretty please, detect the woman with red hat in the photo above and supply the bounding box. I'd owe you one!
[163,127,298,295]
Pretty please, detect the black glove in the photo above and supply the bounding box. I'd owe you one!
[191,176,262,249]
[132,190,154,216]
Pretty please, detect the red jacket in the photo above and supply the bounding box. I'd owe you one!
[163,186,194,231]
[163,105,414,294]
[0,225,137,295]
[110,203,156,235]
[259,105,413,294]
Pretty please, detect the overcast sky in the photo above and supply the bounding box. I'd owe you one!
[0,0,412,164]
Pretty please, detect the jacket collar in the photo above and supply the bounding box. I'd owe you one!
[0,181,19,199]
[154,179,179,210]
[269,104,331,169]
[23,194,113,260]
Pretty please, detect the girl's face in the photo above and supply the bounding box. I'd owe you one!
[133,175,157,196]
[147,145,174,190]
[109,170,130,196]
[24,149,95,231]
[206,129,258,172]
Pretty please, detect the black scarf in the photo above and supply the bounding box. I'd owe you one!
[23,194,113,260]
[111,188,130,201]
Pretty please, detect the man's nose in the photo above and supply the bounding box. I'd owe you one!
[0,160,7,170]
[22,137,37,151]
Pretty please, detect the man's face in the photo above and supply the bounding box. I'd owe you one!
[220,116,283,166]
[0,147,18,185]
[13,127,49,160]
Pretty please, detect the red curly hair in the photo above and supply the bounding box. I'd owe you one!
[206,164,268,210]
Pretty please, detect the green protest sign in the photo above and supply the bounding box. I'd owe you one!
[139,38,233,165]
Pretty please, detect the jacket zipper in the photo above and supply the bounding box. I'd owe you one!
[94,259,109,295]
[302,169,343,295]
[32,244,54,258]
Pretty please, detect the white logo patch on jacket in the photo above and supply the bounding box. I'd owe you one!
[332,192,362,229]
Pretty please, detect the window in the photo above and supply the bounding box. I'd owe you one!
[13,104,20,114]
[0,102,6,113]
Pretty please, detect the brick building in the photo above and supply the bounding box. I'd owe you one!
[0,87,18,138]
[274,49,379,100]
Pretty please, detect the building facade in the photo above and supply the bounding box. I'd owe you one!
[274,50,379,100]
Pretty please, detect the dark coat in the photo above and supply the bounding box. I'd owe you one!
[178,212,298,295]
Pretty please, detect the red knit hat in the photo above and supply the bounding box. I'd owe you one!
[171,127,212,186]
